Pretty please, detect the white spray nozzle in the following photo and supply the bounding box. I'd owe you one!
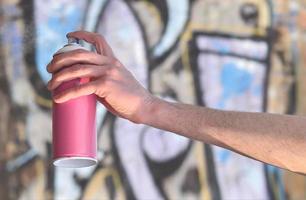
[67,37,80,45]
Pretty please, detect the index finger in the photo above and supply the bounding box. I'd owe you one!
[67,31,114,57]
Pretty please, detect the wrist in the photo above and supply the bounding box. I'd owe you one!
[137,95,164,125]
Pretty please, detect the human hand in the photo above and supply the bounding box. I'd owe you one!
[47,31,155,123]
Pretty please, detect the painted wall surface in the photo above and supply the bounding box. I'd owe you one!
[0,0,306,199]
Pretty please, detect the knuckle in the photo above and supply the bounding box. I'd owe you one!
[47,61,58,73]
[93,35,102,43]
[70,64,83,73]
[50,57,59,67]
[94,33,104,40]
[116,62,122,68]
[96,79,109,95]
[110,57,117,64]
[75,49,87,54]
[110,58,123,68]
[89,83,97,94]
[107,66,119,76]
[47,63,52,73]
[104,78,114,87]
[114,59,122,67]
[74,49,88,58]
[53,73,61,82]
[100,77,109,86]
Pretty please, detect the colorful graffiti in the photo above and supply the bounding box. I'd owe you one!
[1,0,306,199]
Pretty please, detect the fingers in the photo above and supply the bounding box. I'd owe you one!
[48,31,119,104]
[67,31,114,57]
[47,64,110,90]
[47,49,113,73]
[53,79,104,103]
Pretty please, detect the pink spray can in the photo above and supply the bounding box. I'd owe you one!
[52,37,97,168]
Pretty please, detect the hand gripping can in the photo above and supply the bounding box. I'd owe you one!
[52,37,97,168]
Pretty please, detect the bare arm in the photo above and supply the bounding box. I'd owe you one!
[47,31,306,174]
[142,98,306,173]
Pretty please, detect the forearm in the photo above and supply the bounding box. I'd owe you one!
[143,97,306,173]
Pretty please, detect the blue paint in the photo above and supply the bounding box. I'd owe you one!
[218,62,253,108]
[11,24,23,80]
[2,5,21,16]
[35,2,85,83]
[2,22,23,80]
[217,149,231,163]
[253,85,263,96]
[212,40,231,54]
[267,165,286,200]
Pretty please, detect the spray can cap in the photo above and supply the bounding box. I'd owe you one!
[67,37,80,45]
[54,37,87,56]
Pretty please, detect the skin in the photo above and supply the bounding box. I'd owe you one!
[47,31,306,174]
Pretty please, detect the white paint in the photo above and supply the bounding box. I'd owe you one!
[197,36,268,61]
[196,35,269,199]
[83,0,108,33]
[142,124,189,162]
[114,119,164,200]
[153,0,189,57]
[97,0,148,87]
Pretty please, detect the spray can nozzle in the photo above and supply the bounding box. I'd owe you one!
[67,37,80,45]
[54,37,87,55]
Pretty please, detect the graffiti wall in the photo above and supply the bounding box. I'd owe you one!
[1,0,306,199]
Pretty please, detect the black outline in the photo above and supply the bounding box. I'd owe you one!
[95,0,153,198]
[150,0,192,67]
[124,0,153,91]
[94,0,111,33]
[110,116,137,200]
[190,31,273,200]
[81,0,92,30]
[127,0,168,39]
[141,129,193,199]
[263,27,275,200]
[188,33,222,200]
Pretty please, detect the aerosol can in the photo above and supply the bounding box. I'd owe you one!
[52,37,97,168]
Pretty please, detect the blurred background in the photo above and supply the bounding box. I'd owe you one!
[1,0,306,199]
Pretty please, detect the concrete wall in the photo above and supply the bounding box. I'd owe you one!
[1,0,306,199]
